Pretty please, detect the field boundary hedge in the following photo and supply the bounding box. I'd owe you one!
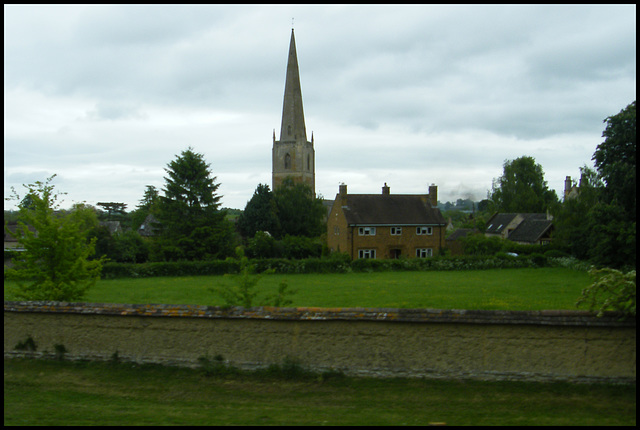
[99,254,590,279]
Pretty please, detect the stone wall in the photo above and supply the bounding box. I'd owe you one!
[4,301,635,383]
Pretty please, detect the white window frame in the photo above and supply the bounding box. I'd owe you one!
[416,248,433,258]
[416,226,433,235]
[390,227,402,236]
[358,227,376,236]
[358,249,376,259]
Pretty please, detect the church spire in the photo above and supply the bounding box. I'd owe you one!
[279,29,307,143]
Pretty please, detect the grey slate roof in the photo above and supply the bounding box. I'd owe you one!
[341,195,446,226]
[507,219,554,243]
[485,213,547,235]
[446,228,479,241]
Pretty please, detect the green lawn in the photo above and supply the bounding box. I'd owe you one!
[4,267,591,310]
[4,358,635,426]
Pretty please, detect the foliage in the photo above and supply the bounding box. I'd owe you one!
[153,147,236,260]
[552,101,636,269]
[100,259,240,279]
[130,185,160,231]
[458,234,507,255]
[237,184,281,238]
[272,177,326,238]
[4,175,106,301]
[577,268,636,319]
[96,202,127,220]
[209,248,295,308]
[551,166,601,260]
[489,155,558,213]
[593,100,636,220]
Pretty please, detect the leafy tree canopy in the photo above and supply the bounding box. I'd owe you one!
[273,177,326,239]
[4,175,105,301]
[593,100,636,221]
[489,156,558,213]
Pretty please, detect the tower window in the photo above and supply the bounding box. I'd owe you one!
[307,155,310,171]
[284,153,291,169]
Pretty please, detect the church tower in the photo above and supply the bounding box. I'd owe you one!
[272,29,315,194]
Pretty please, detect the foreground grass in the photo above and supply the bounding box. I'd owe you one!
[4,267,590,310]
[4,358,635,426]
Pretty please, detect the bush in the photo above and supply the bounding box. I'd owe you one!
[577,267,636,319]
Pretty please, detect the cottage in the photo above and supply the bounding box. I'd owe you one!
[327,183,447,259]
[485,213,554,245]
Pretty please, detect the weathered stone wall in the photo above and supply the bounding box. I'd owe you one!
[4,302,635,383]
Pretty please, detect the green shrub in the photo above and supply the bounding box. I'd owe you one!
[577,267,636,319]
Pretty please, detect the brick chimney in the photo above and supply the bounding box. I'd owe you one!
[382,183,390,195]
[338,183,348,204]
[428,184,438,207]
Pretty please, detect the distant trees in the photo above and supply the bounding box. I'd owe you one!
[5,175,105,301]
[489,156,558,213]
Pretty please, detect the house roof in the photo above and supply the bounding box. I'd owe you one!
[485,213,547,235]
[507,219,554,243]
[446,228,479,242]
[340,194,446,226]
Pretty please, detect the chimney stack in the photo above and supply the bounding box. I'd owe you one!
[428,184,438,207]
[382,183,390,195]
[338,183,348,204]
[564,176,572,197]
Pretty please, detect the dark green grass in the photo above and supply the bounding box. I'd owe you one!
[4,267,590,310]
[4,358,635,426]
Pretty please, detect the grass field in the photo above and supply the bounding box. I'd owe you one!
[4,267,593,310]
[4,358,635,426]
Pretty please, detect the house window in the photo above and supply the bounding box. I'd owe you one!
[358,249,376,259]
[416,226,433,235]
[358,227,376,236]
[416,248,433,258]
[390,227,402,236]
[334,226,340,236]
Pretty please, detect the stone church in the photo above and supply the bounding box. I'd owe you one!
[272,29,315,194]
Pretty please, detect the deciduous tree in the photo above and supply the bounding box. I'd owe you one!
[489,156,558,213]
[4,175,105,301]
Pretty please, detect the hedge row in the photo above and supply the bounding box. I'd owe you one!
[99,252,586,279]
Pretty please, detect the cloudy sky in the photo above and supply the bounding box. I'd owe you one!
[4,4,636,211]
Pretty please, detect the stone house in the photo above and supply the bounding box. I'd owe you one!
[327,183,447,259]
[485,213,554,245]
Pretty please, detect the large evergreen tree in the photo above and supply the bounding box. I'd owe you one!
[153,147,234,261]
[237,183,281,238]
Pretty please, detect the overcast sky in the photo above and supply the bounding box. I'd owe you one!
[4,4,636,211]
